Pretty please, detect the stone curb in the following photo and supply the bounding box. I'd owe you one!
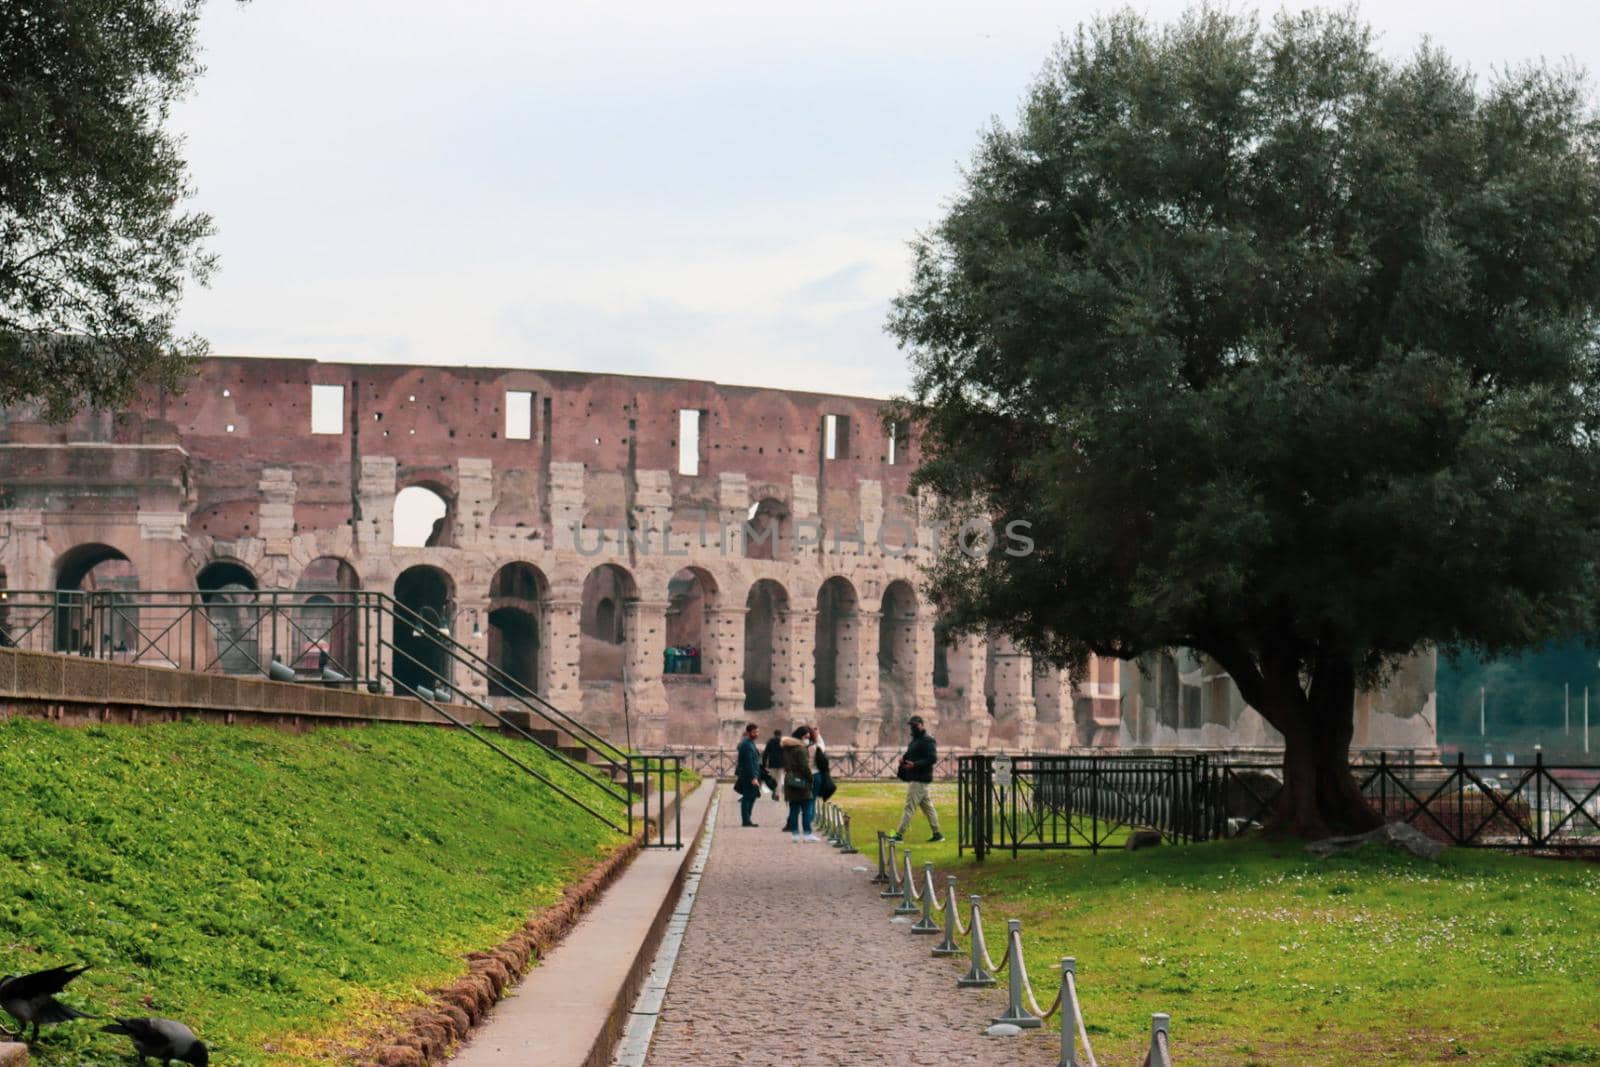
[0,1043,27,1067]
[365,833,646,1065]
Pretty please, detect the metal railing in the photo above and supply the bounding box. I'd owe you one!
[959,751,1600,855]
[829,812,1175,1064]
[1,588,682,846]
[665,745,962,780]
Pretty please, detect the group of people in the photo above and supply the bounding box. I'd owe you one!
[731,715,945,844]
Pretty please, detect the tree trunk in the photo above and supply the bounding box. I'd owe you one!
[1257,660,1383,839]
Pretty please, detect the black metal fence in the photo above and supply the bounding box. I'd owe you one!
[960,752,1600,857]
[662,745,961,781]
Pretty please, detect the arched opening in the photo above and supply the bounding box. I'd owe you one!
[743,497,790,561]
[877,580,917,715]
[743,579,789,711]
[394,484,452,548]
[53,544,138,655]
[932,618,952,689]
[580,564,636,682]
[664,567,716,675]
[489,561,546,696]
[197,560,261,675]
[814,576,858,709]
[296,557,360,676]
[394,565,454,695]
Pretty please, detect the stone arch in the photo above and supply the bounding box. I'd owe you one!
[665,566,717,675]
[877,579,917,717]
[295,556,360,676]
[814,575,859,709]
[743,579,790,712]
[394,564,455,695]
[394,481,454,548]
[53,543,138,655]
[579,563,636,682]
[488,561,547,696]
[743,497,791,561]
[198,559,261,675]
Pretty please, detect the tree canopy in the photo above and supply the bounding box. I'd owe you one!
[888,7,1600,835]
[0,0,216,421]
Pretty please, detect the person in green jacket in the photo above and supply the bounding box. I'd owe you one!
[889,715,944,842]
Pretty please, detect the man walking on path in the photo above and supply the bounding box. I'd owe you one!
[733,722,763,827]
[761,728,785,803]
[890,715,943,842]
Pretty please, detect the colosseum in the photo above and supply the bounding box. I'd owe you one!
[0,356,1435,757]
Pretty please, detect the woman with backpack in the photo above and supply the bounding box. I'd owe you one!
[808,726,836,831]
[780,726,818,841]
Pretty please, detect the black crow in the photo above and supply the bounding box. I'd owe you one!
[0,964,92,1042]
[102,1018,208,1066]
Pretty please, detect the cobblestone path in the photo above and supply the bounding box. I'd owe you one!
[644,788,1057,1066]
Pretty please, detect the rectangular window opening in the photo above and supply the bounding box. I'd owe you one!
[678,409,701,476]
[889,419,909,465]
[311,384,344,435]
[506,390,533,440]
[824,413,850,460]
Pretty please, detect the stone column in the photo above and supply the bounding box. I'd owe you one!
[853,607,881,747]
[786,606,817,723]
[543,597,583,711]
[989,635,1038,750]
[1031,666,1077,750]
[624,598,670,747]
[708,604,747,735]
[456,595,491,702]
[963,633,991,750]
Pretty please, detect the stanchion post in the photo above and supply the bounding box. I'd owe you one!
[871,830,890,883]
[894,849,920,915]
[1149,1012,1171,1066]
[912,861,940,933]
[881,839,903,897]
[932,875,961,956]
[992,919,1042,1029]
[1059,958,1079,1067]
[840,812,859,854]
[957,896,997,987]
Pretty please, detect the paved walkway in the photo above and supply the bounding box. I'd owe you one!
[643,790,1056,1066]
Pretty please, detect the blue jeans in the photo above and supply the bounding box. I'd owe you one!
[804,772,821,828]
[787,800,812,835]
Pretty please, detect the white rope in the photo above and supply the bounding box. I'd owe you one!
[1015,945,1049,1018]
[924,867,944,912]
[951,886,969,934]
[902,852,922,901]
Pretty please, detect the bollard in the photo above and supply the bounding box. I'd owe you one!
[1148,1012,1171,1067]
[881,839,903,898]
[871,831,891,884]
[932,875,961,956]
[1059,958,1080,1066]
[911,861,940,933]
[829,806,846,847]
[840,813,859,854]
[992,920,1042,1029]
[894,849,921,915]
[957,896,997,987]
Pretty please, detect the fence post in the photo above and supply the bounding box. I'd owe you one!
[881,839,903,898]
[1059,957,1078,1067]
[957,896,997,988]
[992,919,1042,1029]
[912,861,940,933]
[933,874,961,956]
[894,850,920,915]
[1148,1012,1171,1066]
[871,831,890,884]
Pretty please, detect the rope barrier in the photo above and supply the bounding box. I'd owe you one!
[850,811,1175,1064]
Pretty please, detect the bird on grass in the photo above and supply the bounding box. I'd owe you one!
[102,1018,209,1066]
[0,964,92,1042]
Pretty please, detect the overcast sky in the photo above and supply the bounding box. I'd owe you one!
[172,1,1596,398]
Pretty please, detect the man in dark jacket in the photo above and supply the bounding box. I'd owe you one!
[761,728,785,803]
[733,722,763,827]
[889,715,943,842]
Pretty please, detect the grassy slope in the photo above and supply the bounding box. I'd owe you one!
[0,718,627,1065]
[838,782,1600,1067]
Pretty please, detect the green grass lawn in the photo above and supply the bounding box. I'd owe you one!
[837,782,1600,1067]
[0,718,628,1065]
